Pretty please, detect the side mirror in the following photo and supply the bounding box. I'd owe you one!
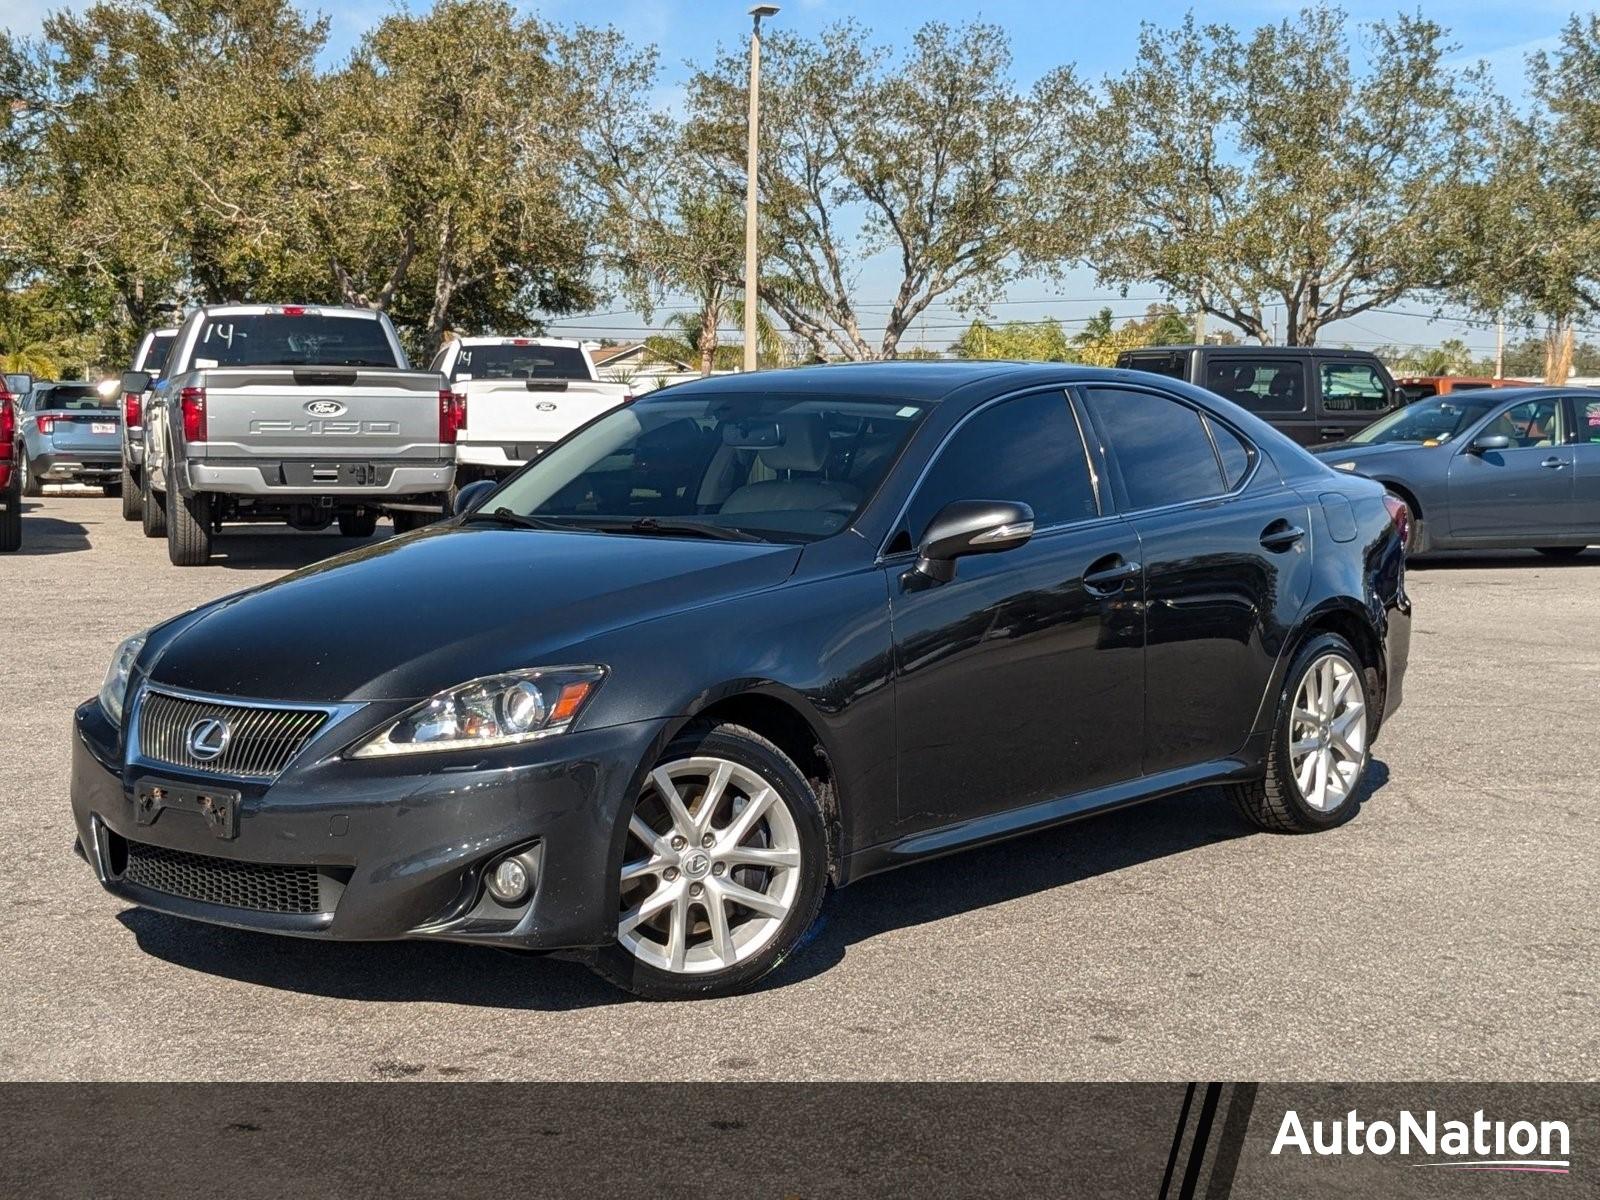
[913,500,1034,584]
[1468,433,1512,454]
[453,478,497,516]
[5,373,33,395]
[120,370,152,395]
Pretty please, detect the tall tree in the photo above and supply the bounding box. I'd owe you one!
[686,20,1094,360]
[1086,7,1492,346]
[1452,16,1600,383]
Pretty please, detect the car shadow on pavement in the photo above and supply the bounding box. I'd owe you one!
[210,529,393,571]
[114,761,1390,1009]
[1409,548,1597,570]
[13,504,92,555]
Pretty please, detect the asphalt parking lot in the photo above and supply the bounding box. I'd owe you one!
[1,490,1596,1082]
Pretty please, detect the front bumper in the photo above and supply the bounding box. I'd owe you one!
[71,697,669,950]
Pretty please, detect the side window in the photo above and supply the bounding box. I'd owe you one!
[902,391,1097,544]
[1084,387,1226,510]
[1206,417,1254,489]
[1123,353,1187,381]
[1570,398,1600,445]
[1321,362,1392,413]
[1485,399,1563,448]
[1205,359,1307,414]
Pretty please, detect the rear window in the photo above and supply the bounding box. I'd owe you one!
[34,384,113,411]
[191,314,400,368]
[450,344,590,382]
[139,334,175,374]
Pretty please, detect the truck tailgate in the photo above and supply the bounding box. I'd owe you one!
[193,367,444,459]
[458,379,631,449]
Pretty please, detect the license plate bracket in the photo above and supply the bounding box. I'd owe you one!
[133,779,241,839]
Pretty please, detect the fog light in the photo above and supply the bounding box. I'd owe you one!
[486,855,531,904]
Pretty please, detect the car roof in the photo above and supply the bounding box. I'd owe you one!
[658,360,1137,402]
[191,304,382,320]
[1128,344,1380,358]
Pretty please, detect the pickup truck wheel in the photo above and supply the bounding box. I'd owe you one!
[338,511,378,538]
[0,495,20,553]
[120,463,142,520]
[140,468,165,538]
[20,456,42,497]
[166,486,213,566]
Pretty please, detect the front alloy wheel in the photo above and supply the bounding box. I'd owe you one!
[593,723,827,999]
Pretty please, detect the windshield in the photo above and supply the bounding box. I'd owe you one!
[191,314,401,368]
[1349,396,1499,445]
[452,343,589,381]
[484,392,931,542]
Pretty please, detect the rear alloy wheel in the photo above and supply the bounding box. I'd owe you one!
[1230,633,1371,833]
[593,724,827,999]
[20,455,42,497]
[120,462,142,521]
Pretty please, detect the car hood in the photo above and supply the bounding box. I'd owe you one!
[144,525,802,702]
[1311,441,1431,467]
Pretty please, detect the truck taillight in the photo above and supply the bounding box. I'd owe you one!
[439,390,466,444]
[181,386,207,442]
[281,306,307,316]
[123,392,143,427]
[0,399,13,455]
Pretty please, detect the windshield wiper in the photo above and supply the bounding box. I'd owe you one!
[460,507,573,532]
[608,517,766,543]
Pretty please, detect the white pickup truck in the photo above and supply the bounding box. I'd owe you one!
[428,337,633,483]
[136,304,460,565]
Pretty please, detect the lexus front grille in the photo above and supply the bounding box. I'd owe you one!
[136,689,331,779]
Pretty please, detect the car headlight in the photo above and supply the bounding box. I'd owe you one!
[98,631,148,725]
[350,666,605,758]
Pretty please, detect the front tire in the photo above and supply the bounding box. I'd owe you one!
[166,485,213,566]
[0,496,19,552]
[121,462,142,520]
[1230,633,1371,833]
[590,722,829,1000]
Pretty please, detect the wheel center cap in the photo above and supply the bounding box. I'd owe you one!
[681,850,712,880]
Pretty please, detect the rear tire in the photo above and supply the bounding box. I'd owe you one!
[141,466,165,538]
[166,485,213,566]
[590,722,829,1000]
[0,496,19,553]
[1534,546,1585,559]
[121,463,142,520]
[338,511,378,538]
[1229,632,1372,834]
[20,456,42,497]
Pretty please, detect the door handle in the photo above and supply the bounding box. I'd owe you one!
[1319,427,1344,439]
[1082,554,1140,596]
[1260,520,1306,552]
[1541,457,1567,469]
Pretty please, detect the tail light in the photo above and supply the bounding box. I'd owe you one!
[0,399,12,488]
[180,386,207,442]
[123,392,143,427]
[1382,493,1410,547]
[439,390,466,444]
[281,306,307,316]
[35,414,57,434]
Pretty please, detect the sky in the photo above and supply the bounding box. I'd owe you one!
[8,0,1600,357]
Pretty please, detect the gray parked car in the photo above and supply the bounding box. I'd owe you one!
[17,381,123,496]
[1312,387,1600,556]
[119,326,178,522]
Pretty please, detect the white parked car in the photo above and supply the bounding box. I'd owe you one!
[429,337,634,483]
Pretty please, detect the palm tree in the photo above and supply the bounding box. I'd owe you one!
[647,297,781,376]
[0,323,60,379]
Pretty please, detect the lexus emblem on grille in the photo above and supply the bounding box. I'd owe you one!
[186,717,232,762]
[304,400,347,417]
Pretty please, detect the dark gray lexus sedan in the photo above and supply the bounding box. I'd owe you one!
[73,363,1411,998]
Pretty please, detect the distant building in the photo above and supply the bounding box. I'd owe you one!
[586,342,698,389]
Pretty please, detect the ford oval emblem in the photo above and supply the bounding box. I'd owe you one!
[186,717,231,762]
[305,400,347,417]
[536,401,558,412]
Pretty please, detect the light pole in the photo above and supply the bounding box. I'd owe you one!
[743,4,778,373]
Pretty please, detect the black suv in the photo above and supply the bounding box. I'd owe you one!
[1116,345,1400,446]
